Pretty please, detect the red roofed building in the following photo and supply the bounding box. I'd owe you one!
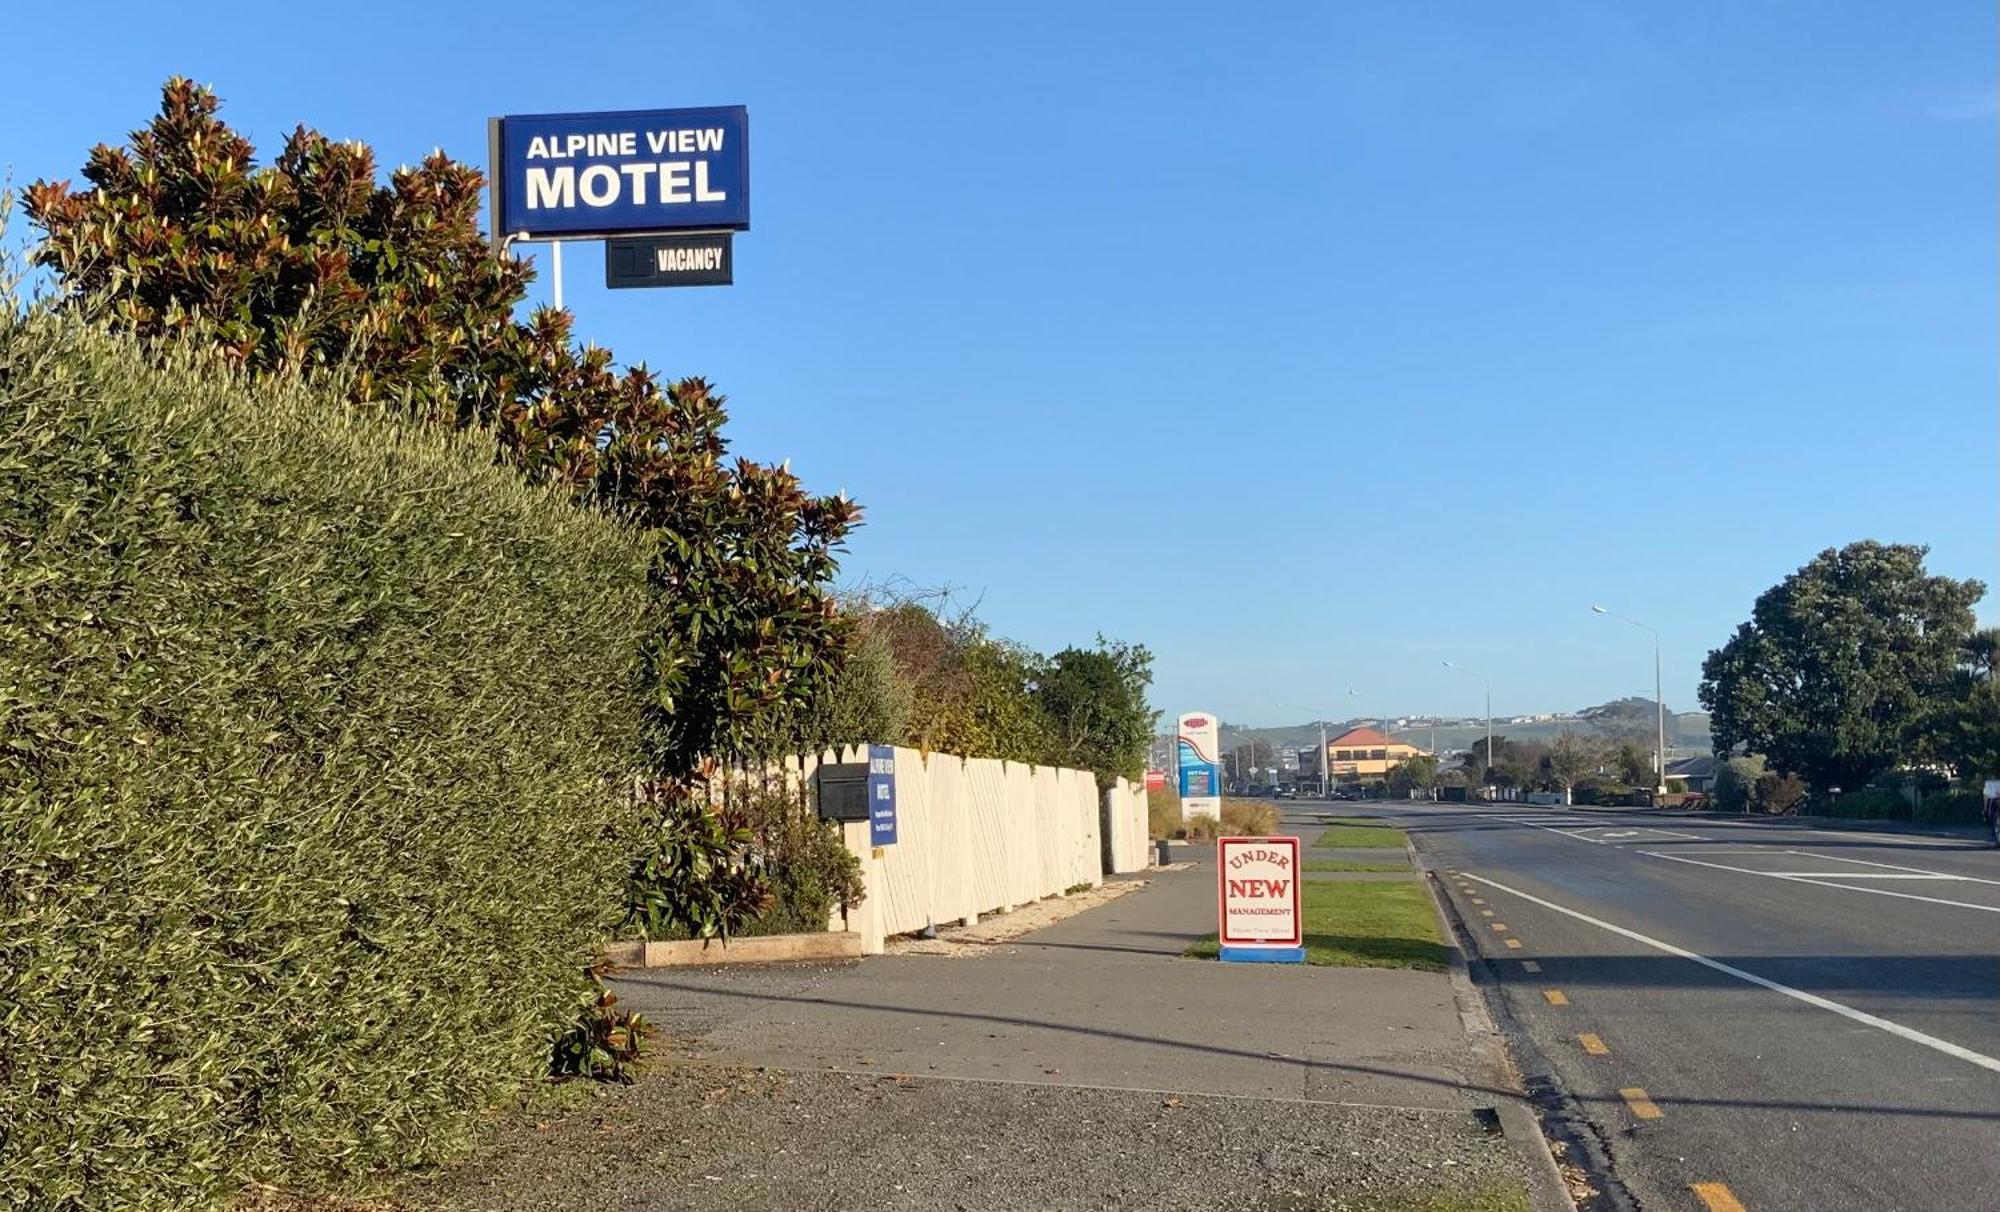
[1321,726,1429,782]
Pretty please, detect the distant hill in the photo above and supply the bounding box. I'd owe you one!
[1213,703,1712,759]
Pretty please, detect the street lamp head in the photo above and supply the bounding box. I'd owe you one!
[1591,605,1608,614]
[1442,661,1455,670]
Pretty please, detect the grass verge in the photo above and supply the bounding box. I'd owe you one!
[1185,878,1447,971]
[1303,857,1412,873]
[1312,820,1406,848]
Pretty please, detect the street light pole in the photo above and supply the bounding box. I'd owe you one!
[1443,662,1493,796]
[1593,605,1667,796]
[1318,719,1328,797]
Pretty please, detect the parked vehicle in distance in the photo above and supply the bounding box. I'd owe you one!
[1333,785,1364,801]
[1273,786,1297,800]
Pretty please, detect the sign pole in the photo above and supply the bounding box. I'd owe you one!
[552,241,564,311]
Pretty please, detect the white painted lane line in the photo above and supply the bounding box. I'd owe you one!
[1781,873,1962,881]
[1640,850,2000,915]
[1461,873,2000,1076]
[1692,818,1981,849]
[1788,851,2000,888]
[1494,818,1610,844]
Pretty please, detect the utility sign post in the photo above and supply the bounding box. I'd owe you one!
[1216,836,1304,963]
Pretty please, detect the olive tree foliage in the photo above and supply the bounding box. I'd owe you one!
[1699,542,1985,792]
[0,311,656,1208]
[774,611,913,756]
[24,79,860,945]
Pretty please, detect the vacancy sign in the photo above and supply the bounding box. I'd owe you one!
[1217,836,1304,964]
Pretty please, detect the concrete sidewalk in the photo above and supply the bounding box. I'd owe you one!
[618,847,1506,1109]
[405,848,1546,1211]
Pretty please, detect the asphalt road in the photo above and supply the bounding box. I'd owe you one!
[1306,799,1999,1212]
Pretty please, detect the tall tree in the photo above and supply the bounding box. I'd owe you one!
[1906,627,2000,780]
[1389,753,1441,796]
[1545,730,1605,804]
[1036,638,1156,790]
[1699,542,1985,792]
[1580,697,1675,746]
[1612,742,1655,787]
[23,79,858,779]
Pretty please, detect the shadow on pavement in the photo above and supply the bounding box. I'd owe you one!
[623,969,2000,1123]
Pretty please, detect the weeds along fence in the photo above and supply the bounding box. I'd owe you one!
[718,748,1150,952]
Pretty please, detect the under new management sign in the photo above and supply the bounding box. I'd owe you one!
[489,105,750,240]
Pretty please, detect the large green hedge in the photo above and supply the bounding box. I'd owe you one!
[0,312,653,1209]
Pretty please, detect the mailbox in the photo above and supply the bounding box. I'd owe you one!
[814,762,870,822]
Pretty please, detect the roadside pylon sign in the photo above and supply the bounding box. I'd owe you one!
[1217,836,1305,963]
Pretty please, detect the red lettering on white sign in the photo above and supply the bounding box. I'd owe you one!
[1217,836,1303,946]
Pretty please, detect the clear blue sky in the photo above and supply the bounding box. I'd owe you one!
[5,2,1994,727]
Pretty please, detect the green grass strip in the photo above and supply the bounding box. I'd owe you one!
[1302,858,1411,873]
[1312,822,1406,849]
[1185,878,1448,971]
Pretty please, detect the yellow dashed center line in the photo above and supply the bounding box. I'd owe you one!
[1691,1182,1747,1211]
[1490,922,1509,933]
[1504,938,1523,950]
[1620,1087,1664,1120]
[1543,989,1569,1006]
[1480,909,1495,917]
[1578,1032,1608,1055]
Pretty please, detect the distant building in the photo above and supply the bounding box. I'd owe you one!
[1666,755,1723,793]
[1321,726,1430,782]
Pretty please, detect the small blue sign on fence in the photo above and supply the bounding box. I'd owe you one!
[867,744,898,847]
[490,105,750,240]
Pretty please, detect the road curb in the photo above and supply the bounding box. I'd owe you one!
[1407,838,1578,1212]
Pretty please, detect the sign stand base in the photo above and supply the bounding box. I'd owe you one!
[1219,945,1306,964]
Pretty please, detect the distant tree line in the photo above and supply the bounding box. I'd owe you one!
[1446,733,1663,803]
[778,591,1156,791]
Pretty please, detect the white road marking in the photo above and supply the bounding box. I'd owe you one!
[1776,873,1961,881]
[1794,851,2000,887]
[1640,850,2000,915]
[1462,873,2000,1076]
[1691,817,1982,849]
